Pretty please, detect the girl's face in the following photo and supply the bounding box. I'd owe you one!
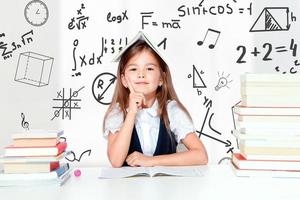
[121,49,163,98]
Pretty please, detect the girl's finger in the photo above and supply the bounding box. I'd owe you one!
[125,77,135,93]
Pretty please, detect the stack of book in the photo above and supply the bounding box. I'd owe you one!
[0,130,71,186]
[232,73,300,177]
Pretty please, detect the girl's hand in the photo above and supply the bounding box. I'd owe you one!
[126,151,153,167]
[126,77,146,114]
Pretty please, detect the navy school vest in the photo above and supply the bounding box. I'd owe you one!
[123,119,178,166]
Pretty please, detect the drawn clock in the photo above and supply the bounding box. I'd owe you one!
[24,0,49,26]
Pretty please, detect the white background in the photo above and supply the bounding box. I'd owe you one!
[1,0,299,166]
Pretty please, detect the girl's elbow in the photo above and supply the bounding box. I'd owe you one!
[109,157,124,168]
[197,149,208,165]
[201,155,208,165]
[108,153,124,168]
[111,161,123,168]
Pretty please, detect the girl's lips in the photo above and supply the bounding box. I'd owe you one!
[135,81,149,84]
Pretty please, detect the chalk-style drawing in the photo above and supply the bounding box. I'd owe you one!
[197,96,234,154]
[14,52,54,87]
[250,7,291,32]
[197,28,221,49]
[21,112,29,130]
[192,65,206,88]
[92,73,116,105]
[24,0,49,26]
[65,149,91,162]
[51,86,84,120]
[215,72,232,91]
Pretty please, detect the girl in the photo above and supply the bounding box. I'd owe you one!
[103,33,208,168]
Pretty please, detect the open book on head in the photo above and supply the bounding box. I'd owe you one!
[99,166,206,179]
[112,31,168,64]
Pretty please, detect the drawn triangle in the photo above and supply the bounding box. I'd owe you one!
[267,8,288,30]
[193,65,206,88]
[250,9,266,32]
[265,9,282,30]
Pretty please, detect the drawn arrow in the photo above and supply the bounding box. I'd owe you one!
[97,76,116,101]
[197,130,231,147]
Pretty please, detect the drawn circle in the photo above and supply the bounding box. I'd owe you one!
[92,72,116,105]
[24,0,49,26]
[54,110,60,117]
[73,91,79,97]
[73,39,79,46]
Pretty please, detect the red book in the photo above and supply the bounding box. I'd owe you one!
[4,142,67,157]
[232,153,300,171]
[3,162,59,174]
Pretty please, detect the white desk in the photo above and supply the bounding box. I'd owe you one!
[1,165,300,200]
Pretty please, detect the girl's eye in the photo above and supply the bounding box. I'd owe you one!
[129,68,137,71]
[147,67,154,71]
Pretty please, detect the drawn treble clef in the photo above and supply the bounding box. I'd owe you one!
[21,113,29,130]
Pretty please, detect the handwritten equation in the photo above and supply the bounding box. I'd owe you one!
[275,59,300,74]
[141,12,181,29]
[236,39,298,63]
[177,1,252,17]
[68,3,89,31]
[71,37,128,77]
[0,30,34,60]
[107,10,128,23]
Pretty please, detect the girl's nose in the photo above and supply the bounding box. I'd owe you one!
[138,74,145,79]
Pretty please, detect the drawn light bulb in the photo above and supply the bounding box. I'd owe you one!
[215,72,232,91]
[215,77,227,91]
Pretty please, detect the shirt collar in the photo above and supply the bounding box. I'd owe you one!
[142,99,158,117]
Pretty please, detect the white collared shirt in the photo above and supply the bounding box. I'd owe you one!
[104,100,196,156]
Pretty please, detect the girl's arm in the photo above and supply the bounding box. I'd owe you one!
[107,110,136,168]
[126,132,208,167]
[151,132,208,166]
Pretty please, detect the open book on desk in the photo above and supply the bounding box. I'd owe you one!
[99,166,205,179]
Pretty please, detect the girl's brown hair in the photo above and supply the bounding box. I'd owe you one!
[103,40,192,133]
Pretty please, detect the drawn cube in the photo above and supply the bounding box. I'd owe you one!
[14,52,54,87]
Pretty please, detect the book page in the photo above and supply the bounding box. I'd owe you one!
[99,166,206,179]
[99,167,150,179]
[150,166,205,177]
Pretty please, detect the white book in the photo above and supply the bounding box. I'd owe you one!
[11,130,64,139]
[234,105,300,116]
[241,95,300,107]
[239,138,300,148]
[240,86,300,96]
[236,120,300,129]
[240,152,300,161]
[232,129,300,140]
[99,166,205,179]
[241,73,300,84]
[239,127,300,136]
[231,162,300,178]
[112,31,167,64]
[238,115,300,123]
[0,170,71,187]
[0,163,70,181]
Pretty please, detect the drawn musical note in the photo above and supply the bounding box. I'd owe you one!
[21,112,29,130]
[197,28,221,49]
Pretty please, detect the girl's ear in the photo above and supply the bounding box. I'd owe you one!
[159,72,165,86]
[159,79,163,87]
[121,74,128,88]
